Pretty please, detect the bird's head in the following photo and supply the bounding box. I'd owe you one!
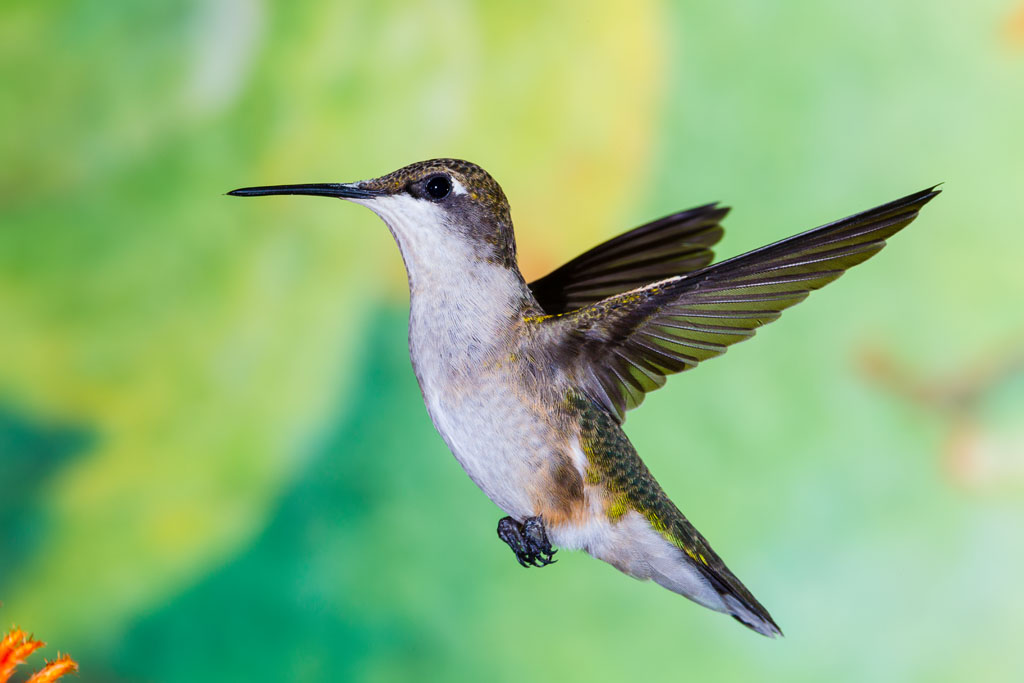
[229,159,518,269]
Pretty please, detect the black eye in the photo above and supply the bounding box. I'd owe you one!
[424,175,452,200]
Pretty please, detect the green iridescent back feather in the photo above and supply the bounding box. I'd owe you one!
[569,390,779,631]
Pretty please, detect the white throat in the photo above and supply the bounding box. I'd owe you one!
[354,193,527,360]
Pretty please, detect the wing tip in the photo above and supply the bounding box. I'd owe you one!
[885,183,942,218]
[911,183,942,206]
[814,182,942,235]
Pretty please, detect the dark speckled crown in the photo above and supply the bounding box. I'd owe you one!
[361,158,512,224]
[361,159,518,268]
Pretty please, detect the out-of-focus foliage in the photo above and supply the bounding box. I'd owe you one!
[1,0,1022,681]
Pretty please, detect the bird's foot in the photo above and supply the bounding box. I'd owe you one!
[522,517,557,566]
[497,516,557,568]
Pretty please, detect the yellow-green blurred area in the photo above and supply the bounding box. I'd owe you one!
[2,0,1023,680]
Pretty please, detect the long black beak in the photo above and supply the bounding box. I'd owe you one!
[227,183,382,199]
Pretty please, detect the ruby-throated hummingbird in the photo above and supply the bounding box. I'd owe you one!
[230,159,938,637]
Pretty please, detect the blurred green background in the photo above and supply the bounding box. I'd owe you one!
[2,0,1023,681]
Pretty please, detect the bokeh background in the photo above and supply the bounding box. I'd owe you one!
[2,0,1024,681]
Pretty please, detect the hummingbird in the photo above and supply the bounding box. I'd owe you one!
[229,159,938,637]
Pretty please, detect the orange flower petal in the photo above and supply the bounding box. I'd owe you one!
[26,654,79,683]
[0,627,45,683]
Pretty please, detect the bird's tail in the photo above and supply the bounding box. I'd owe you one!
[583,511,782,637]
[647,523,782,637]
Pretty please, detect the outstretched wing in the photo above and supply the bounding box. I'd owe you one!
[549,187,940,421]
[528,204,728,315]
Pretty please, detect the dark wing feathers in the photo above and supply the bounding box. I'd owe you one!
[555,187,940,421]
[528,204,729,314]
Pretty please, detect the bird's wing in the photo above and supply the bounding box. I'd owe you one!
[528,204,728,315]
[547,187,940,421]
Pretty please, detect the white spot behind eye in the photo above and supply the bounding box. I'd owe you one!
[449,178,469,196]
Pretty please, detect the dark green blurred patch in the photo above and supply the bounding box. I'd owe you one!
[108,310,494,683]
[0,407,94,586]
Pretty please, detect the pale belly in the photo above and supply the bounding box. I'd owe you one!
[416,367,562,521]
[403,267,575,521]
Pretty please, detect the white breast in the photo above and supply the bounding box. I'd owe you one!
[417,363,549,519]
[364,192,555,519]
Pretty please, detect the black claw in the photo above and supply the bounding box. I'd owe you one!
[496,515,557,568]
[497,517,528,566]
[497,517,521,547]
[522,516,557,566]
